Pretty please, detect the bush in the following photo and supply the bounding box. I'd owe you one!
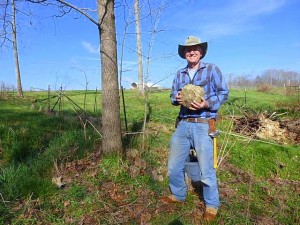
[256,85,272,93]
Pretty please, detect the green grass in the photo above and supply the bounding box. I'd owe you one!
[0,88,299,224]
[225,88,299,118]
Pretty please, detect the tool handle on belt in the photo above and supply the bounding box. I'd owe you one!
[208,118,216,134]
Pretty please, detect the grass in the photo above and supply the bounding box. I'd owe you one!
[226,88,299,118]
[0,88,299,224]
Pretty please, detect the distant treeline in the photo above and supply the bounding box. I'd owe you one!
[226,69,300,88]
[2,69,300,92]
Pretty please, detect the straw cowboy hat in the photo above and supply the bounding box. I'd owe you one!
[178,36,208,59]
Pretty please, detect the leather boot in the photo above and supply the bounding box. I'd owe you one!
[203,207,218,221]
[161,195,183,204]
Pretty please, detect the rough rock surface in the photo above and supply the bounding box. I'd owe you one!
[181,84,205,108]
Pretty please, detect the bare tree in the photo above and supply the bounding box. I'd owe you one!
[11,0,23,97]
[0,0,23,96]
[26,0,122,154]
[261,69,300,87]
[134,0,144,93]
[140,2,168,151]
[0,1,10,49]
[118,1,134,90]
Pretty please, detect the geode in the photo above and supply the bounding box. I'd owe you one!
[180,84,205,108]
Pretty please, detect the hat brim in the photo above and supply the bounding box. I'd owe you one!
[178,42,208,59]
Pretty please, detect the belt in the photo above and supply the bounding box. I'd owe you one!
[181,117,209,123]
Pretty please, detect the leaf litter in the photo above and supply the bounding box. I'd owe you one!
[10,120,299,224]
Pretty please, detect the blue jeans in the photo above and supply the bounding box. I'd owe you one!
[168,120,220,208]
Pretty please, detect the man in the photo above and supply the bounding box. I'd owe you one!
[163,36,229,221]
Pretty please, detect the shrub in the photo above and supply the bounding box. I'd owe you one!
[256,85,272,93]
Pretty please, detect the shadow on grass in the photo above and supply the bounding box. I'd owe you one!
[122,103,153,151]
[168,218,184,225]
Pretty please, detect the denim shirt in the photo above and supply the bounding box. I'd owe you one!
[170,61,229,119]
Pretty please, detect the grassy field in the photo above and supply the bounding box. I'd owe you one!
[0,88,299,224]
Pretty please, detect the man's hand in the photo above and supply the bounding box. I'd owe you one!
[176,92,208,110]
[189,97,209,110]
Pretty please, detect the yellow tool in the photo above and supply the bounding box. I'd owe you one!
[208,119,220,169]
[209,131,220,169]
[213,135,218,169]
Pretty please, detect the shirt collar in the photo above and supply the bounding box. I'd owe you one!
[183,61,206,73]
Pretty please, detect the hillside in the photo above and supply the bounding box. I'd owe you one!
[0,88,299,224]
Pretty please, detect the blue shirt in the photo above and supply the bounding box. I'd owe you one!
[170,61,229,119]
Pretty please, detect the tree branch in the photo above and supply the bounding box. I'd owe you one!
[26,0,98,26]
[56,0,98,26]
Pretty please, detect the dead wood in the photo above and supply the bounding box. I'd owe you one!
[233,111,300,144]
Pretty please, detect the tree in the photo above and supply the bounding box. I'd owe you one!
[27,0,122,154]
[0,0,23,96]
[11,0,23,97]
[134,0,144,93]
[97,0,122,154]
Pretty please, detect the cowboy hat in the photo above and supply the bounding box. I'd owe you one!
[178,36,208,59]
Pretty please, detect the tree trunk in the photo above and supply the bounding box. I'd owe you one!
[134,0,144,93]
[12,0,23,97]
[97,0,122,154]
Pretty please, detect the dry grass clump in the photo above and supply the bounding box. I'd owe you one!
[234,113,300,144]
[256,85,272,93]
[256,115,288,144]
[181,84,205,108]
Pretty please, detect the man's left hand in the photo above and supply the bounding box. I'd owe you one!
[189,97,208,110]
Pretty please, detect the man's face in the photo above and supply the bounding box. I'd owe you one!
[185,45,202,64]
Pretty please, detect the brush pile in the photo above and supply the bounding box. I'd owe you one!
[234,112,300,144]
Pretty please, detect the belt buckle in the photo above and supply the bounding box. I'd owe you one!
[194,117,208,123]
[188,117,197,123]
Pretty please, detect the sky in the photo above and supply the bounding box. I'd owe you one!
[0,0,300,90]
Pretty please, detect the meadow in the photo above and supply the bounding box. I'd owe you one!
[0,87,299,224]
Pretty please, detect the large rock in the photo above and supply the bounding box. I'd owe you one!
[181,84,205,108]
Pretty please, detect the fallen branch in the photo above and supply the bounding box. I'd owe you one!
[219,131,287,147]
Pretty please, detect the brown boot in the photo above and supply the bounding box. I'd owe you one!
[203,207,218,221]
[161,195,183,204]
